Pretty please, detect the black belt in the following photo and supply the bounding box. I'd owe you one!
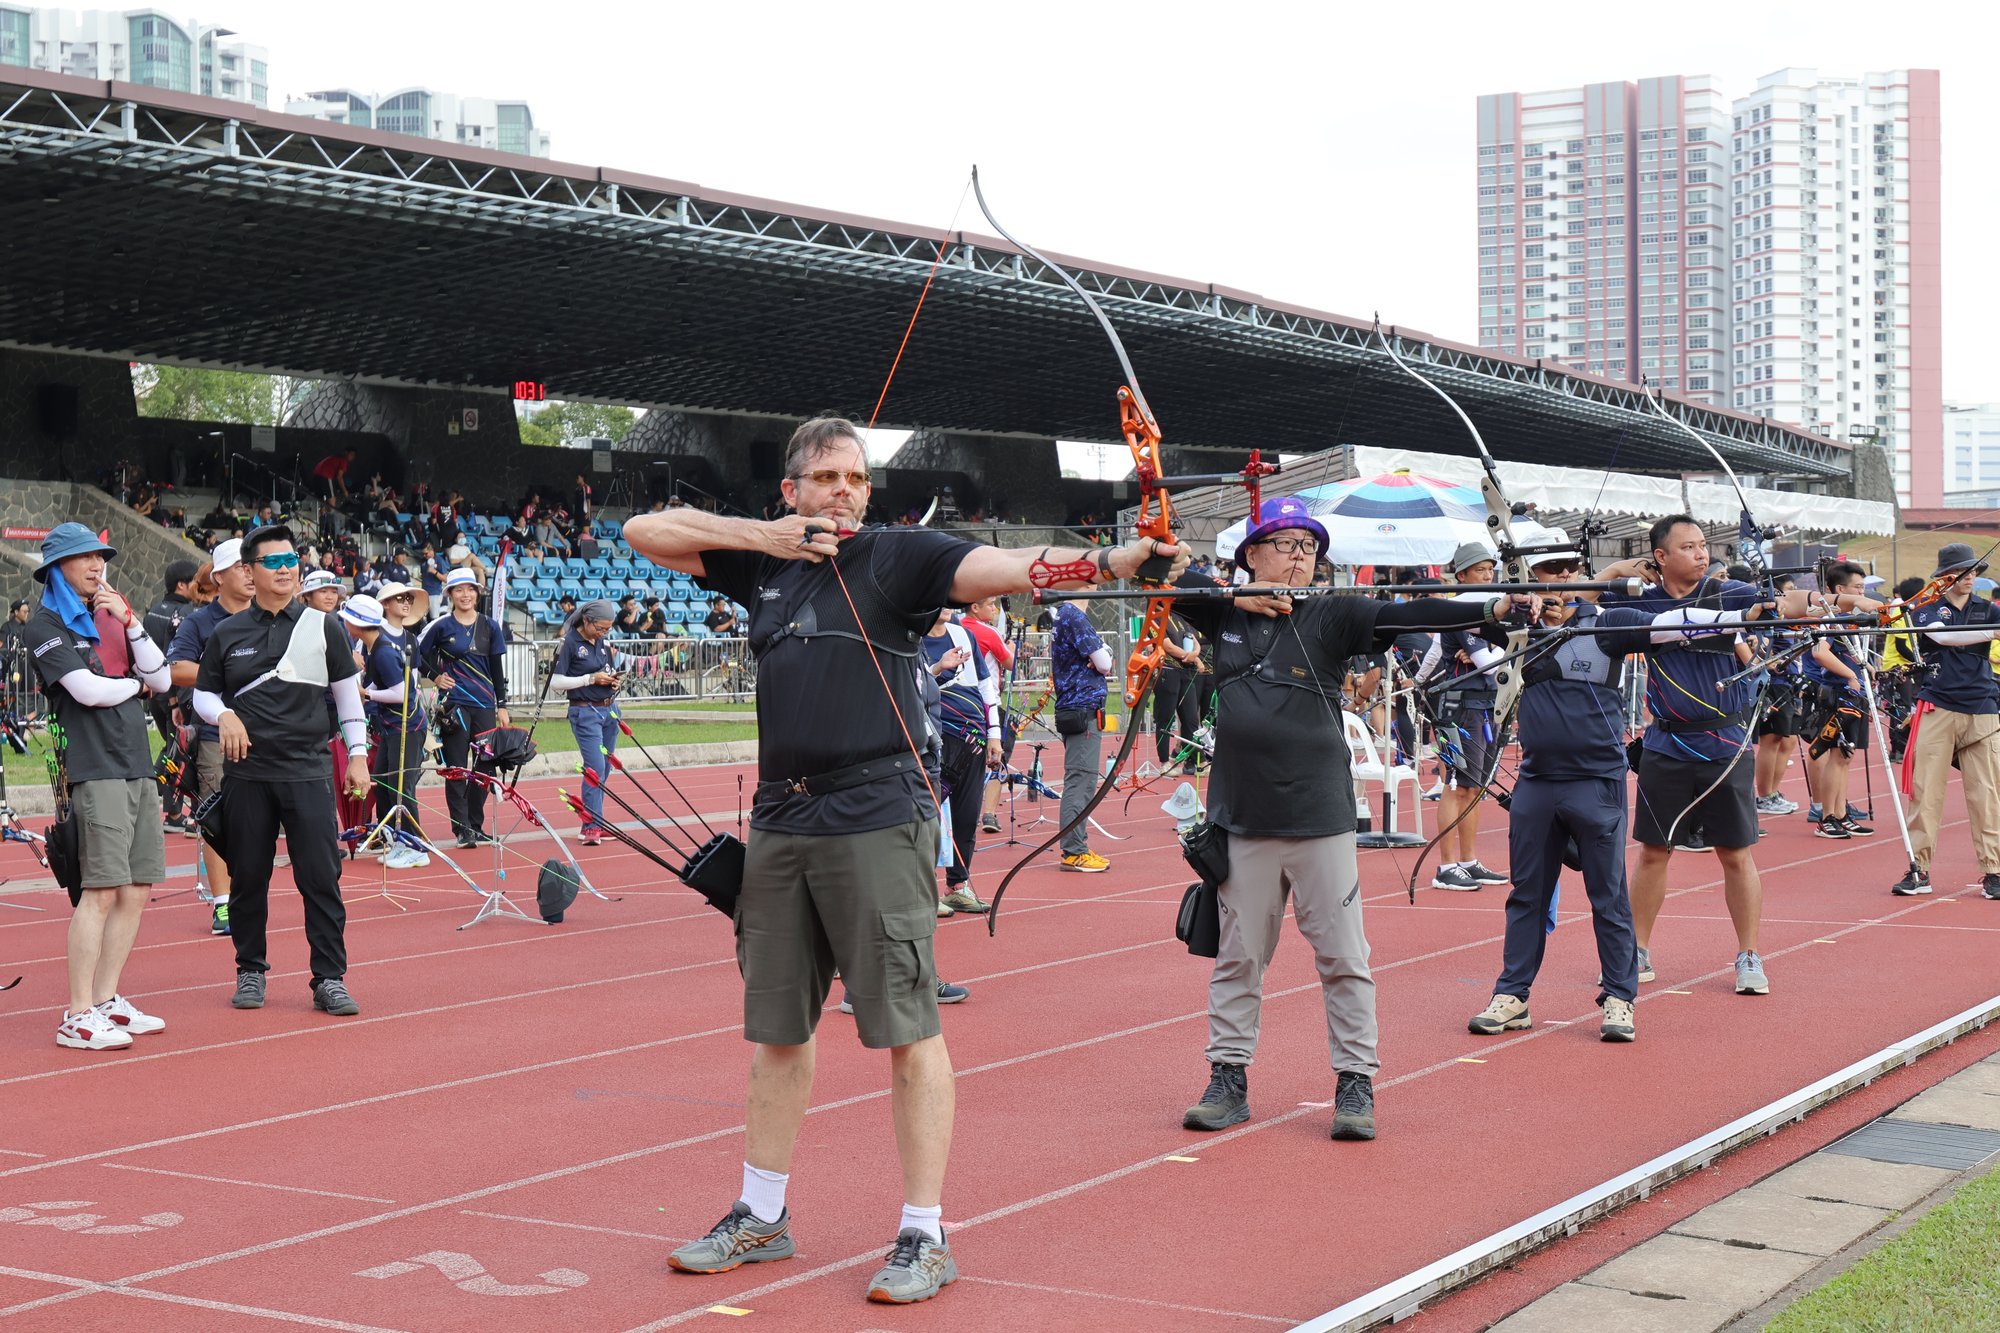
[1654,711,1750,735]
[757,751,922,801]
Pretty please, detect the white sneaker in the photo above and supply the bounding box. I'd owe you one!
[96,994,166,1035]
[383,845,432,869]
[57,1007,134,1050]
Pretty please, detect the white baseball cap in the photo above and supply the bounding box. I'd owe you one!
[210,538,244,573]
[444,568,479,589]
[339,595,384,628]
[300,569,342,594]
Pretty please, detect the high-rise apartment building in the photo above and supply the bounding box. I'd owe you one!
[1728,69,1940,507]
[1475,78,1730,402]
[1478,69,1942,507]
[285,87,552,157]
[0,6,268,106]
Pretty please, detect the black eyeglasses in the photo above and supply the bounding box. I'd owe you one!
[1252,537,1320,556]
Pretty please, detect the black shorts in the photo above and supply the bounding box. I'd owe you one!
[1440,703,1498,788]
[1632,748,1758,849]
[1756,696,1801,739]
[1813,705,1871,753]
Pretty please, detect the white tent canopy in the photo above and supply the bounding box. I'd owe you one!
[1350,446,1895,537]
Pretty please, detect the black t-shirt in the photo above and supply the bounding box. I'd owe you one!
[143,593,193,652]
[1177,585,1382,838]
[1913,596,2000,714]
[195,601,361,782]
[697,527,974,835]
[25,606,152,783]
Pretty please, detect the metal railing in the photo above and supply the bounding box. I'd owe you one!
[504,636,757,706]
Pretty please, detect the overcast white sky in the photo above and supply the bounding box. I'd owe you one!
[227,0,1996,405]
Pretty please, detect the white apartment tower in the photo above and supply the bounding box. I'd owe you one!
[285,87,553,158]
[1728,69,1941,508]
[0,7,269,106]
[1475,78,1731,404]
[1479,70,1942,507]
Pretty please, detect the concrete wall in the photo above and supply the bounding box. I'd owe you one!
[0,480,208,612]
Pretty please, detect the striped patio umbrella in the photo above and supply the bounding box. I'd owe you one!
[1216,471,1495,566]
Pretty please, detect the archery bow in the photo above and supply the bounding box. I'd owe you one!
[1639,378,1782,845]
[972,166,1258,933]
[1376,320,1541,898]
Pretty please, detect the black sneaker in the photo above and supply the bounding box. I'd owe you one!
[1182,1062,1249,1131]
[1815,819,1851,840]
[1430,865,1481,892]
[978,815,1001,834]
[1840,818,1875,837]
[1331,1071,1376,1141]
[466,830,496,846]
[231,971,265,1009]
[454,834,477,849]
[312,978,360,1016]
[1891,868,1932,897]
[1673,832,1712,852]
[1465,862,1510,884]
[1984,874,2000,901]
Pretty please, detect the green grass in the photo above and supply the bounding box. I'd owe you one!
[1765,1163,2000,1332]
[642,700,756,714]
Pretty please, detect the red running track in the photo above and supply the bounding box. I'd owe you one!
[0,749,1995,1332]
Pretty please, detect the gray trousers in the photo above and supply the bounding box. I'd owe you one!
[1059,715,1102,855]
[1205,832,1378,1076]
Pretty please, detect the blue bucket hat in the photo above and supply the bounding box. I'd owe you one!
[34,522,117,583]
[1241,496,1330,556]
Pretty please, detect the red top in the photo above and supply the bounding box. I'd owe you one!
[312,453,350,481]
[960,616,1012,668]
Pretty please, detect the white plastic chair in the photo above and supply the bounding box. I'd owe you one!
[1343,711,1423,843]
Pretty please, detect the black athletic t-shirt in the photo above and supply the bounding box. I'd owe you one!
[25,607,151,783]
[1177,586,1381,838]
[697,527,974,835]
[195,601,361,782]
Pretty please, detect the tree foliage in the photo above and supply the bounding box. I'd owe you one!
[131,364,314,424]
[517,400,638,448]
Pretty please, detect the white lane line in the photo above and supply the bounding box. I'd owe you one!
[0,1265,412,1331]
[460,1209,688,1244]
[102,1163,398,1203]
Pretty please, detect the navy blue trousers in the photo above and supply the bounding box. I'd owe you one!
[1496,775,1638,1004]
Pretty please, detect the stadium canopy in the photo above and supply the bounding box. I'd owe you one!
[0,69,1851,481]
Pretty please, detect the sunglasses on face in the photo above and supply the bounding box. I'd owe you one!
[254,553,300,570]
[1535,560,1583,575]
[792,469,871,488]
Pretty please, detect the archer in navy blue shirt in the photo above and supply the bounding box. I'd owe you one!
[1516,607,1654,781]
[417,612,509,710]
[1607,579,1764,763]
[1912,595,2000,714]
[167,600,233,744]
[1047,602,1109,713]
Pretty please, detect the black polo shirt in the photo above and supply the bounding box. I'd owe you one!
[195,601,360,782]
[1912,595,2000,714]
[25,606,153,783]
[696,527,974,835]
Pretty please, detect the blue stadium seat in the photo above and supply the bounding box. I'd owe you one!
[626,577,651,594]
[526,599,552,622]
[512,557,540,579]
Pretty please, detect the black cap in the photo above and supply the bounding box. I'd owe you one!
[9,599,26,613]
[164,558,199,592]
[1933,542,1990,579]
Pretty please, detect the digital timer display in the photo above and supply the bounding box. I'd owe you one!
[513,380,548,402]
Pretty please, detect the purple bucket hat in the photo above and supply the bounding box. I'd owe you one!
[1241,496,1330,555]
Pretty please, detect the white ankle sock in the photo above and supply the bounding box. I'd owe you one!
[740,1163,787,1224]
[899,1202,943,1243]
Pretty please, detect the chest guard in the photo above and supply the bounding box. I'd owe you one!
[1524,608,1625,689]
[1213,609,1338,701]
[748,536,933,661]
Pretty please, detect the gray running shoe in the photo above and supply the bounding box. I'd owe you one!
[866,1227,957,1304]
[1637,946,1654,984]
[940,888,989,914]
[1891,868,1932,896]
[1600,996,1637,1042]
[1735,950,1769,995]
[313,978,361,1016]
[1984,874,2000,901]
[1464,862,1510,884]
[1331,1071,1376,1141]
[1182,1062,1249,1131]
[668,1202,796,1274]
[231,971,265,1009]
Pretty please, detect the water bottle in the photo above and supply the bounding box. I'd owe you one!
[1028,750,1042,802]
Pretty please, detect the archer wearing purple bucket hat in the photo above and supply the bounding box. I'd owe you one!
[1240,496,1330,558]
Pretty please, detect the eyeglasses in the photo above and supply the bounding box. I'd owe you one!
[792,469,871,488]
[1535,560,1583,574]
[1253,537,1320,556]
[254,553,300,570]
